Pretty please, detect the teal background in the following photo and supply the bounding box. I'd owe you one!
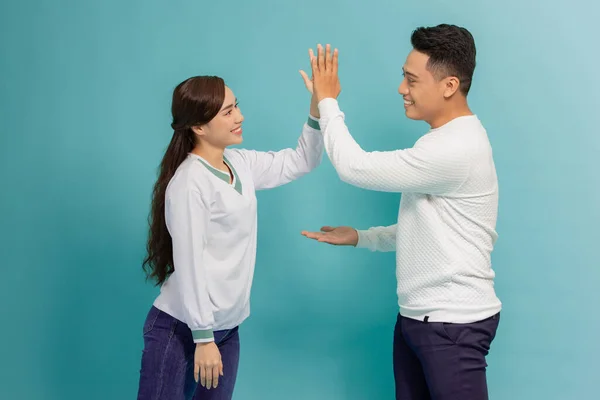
[1,0,598,399]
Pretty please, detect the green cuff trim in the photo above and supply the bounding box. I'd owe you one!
[307,116,320,130]
[192,329,214,341]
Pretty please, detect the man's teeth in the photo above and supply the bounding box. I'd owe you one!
[404,100,414,105]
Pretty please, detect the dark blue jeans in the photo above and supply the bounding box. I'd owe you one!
[393,313,500,400]
[137,306,240,400]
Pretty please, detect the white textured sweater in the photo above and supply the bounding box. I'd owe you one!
[318,98,501,323]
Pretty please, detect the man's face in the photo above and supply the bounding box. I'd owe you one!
[398,50,449,125]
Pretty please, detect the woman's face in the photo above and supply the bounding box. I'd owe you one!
[194,86,244,148]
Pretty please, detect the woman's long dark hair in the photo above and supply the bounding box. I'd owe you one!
[142,76,226,285]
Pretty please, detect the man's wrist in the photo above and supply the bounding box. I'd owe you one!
[317,97,340,118]
[316,94,336,103]
[310,96,320,119]
[352,229,359,246]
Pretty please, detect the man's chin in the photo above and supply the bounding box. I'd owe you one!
[404,107,423,121]
[404,109,417,119]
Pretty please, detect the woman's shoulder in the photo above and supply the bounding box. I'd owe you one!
[167,155,215,197]
[223,148,253,172]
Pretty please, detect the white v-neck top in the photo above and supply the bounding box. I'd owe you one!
[153,118,323,342]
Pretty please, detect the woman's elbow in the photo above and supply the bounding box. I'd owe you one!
[302,153,324,174]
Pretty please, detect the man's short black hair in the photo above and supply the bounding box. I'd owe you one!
[411,24,476,96]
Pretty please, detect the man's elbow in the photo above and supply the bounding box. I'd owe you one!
[332,163,378,190]
[335,167,362,187]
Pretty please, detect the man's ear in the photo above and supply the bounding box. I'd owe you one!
[443,76,460,98]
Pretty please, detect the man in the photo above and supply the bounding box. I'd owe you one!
[300,24,502,400]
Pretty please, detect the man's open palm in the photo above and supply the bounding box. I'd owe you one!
[301,226,358,246]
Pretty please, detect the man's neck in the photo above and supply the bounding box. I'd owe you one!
[191,145,227,172]
[429,101,473,129]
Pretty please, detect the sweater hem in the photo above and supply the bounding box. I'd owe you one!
[399,301,502,324]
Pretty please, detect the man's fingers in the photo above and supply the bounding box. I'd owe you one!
[326,44,332,71]
[194,363,200,383]
[301,231,323,240]
[332,48,339,75]
[317,44,324,70]
[301,230,338,245]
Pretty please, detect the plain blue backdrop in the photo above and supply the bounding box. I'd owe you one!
[1,0,598,399]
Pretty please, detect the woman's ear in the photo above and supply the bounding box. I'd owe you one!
[191,126,204,137]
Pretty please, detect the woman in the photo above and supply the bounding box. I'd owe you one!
[137,75,322,399]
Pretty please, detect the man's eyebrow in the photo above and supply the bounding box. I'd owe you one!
[402,68,418,78]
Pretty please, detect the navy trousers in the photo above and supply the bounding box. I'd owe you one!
[137,306,240,400]
[393,312,500,400]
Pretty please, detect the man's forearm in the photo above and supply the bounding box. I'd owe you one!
[356,224,397,252]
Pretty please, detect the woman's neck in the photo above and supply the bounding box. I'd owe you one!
[191,144,227,172]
